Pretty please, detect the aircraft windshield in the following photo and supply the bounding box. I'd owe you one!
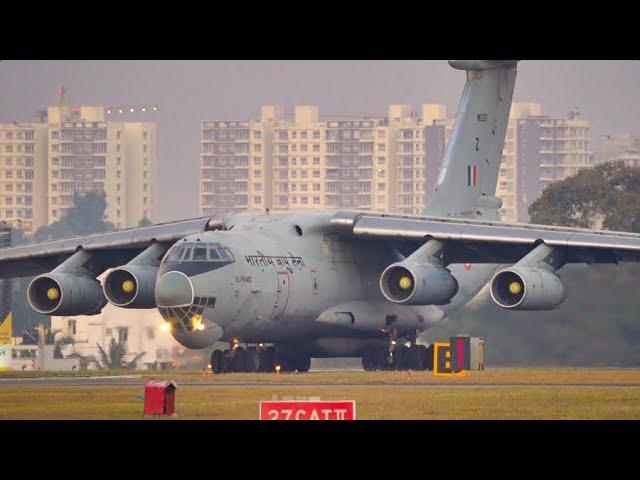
[166,242,235,263]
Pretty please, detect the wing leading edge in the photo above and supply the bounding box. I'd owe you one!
[0,217,223,279]
[329,211,640,265]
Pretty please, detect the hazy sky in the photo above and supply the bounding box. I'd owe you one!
[1,60,638,222]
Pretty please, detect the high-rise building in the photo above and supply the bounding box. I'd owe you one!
[0,123,48,235]
[494,104,591,223]
[46,106,156,229]
[200,104,447,216]
[201,105,284,218]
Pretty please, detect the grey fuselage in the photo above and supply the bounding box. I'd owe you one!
[156,210,497,356]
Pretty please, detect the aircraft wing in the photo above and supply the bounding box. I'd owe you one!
[0,217,222,279]
[329,211,640,265]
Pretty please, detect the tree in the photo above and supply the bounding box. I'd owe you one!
[95,338,146,370]
[138,217,152,227]
[427,160,640,367]
[35,190,115,241]
[44,328,76,359]
[529,160,640,232]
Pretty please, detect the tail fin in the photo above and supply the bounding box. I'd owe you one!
[424,60,518,219]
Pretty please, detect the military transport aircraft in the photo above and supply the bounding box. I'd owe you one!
[2,60,639,373]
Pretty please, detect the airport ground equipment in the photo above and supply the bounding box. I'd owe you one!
[144,380,176,415]
[450,335,485,371]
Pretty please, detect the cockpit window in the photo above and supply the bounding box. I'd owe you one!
[166,241,235,264]
[193,247,207,261]
[166,245,183,262]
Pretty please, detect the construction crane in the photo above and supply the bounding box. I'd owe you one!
[53,86,158,120]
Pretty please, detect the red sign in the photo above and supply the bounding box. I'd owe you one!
[260,400,356,420]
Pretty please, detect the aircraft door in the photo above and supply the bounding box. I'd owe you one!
[270,272,290,321]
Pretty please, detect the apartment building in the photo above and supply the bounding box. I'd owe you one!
[46,106,156,229]
[201,105,282,217]
[200,104,448,216]
[0,123,48,235]
[494,104,592,222]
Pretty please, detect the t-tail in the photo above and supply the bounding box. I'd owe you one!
[424,60,518,220]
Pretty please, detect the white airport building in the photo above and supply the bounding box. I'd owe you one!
[51,303,181,370]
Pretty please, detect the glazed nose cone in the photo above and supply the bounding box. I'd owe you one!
[155,271,194,307]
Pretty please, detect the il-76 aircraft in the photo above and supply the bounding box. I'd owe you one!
[2,60,639,373]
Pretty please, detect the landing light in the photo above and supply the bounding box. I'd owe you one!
[192,315,205,331]
[161,322,171,332]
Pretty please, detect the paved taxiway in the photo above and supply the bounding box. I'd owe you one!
[1,375,639,388]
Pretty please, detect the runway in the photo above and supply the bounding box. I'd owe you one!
[1,375,639,388]
[2,369,639,418]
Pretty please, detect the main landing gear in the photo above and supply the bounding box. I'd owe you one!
[362,344,429,371]
[362,332,430,371]
[210,344,311,374]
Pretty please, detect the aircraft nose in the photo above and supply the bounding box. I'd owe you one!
[155,271,194,307]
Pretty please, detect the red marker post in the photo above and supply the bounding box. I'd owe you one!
[260,400,356,420]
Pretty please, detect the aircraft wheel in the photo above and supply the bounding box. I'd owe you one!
[211,349,224,374]
[259,346,276,372]
[362,349,375,371]
[408,345,428,370]
[275,353,294,372]
[223,349,232,372]
[374,348,389,371]
[400,345,410,370]
[416,345,429,370]
[294,355,311,373]
[392,345,409,371]
[246,347,260,373]
[231,346,247,372]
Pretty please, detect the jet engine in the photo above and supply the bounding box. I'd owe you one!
[103,266,158,308]
[27,273,107,316]
[490,267,567,311]
[380,263,458,306]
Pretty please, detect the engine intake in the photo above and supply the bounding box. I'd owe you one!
[103,266,158,309]
[28,273,107,316]
[380,263,458,306]
[490,267,567,311]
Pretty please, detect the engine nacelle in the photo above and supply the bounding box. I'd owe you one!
[103,265,158,309]
[490,267,567,311]
[27,273,107,316]
[380,263,458,306]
